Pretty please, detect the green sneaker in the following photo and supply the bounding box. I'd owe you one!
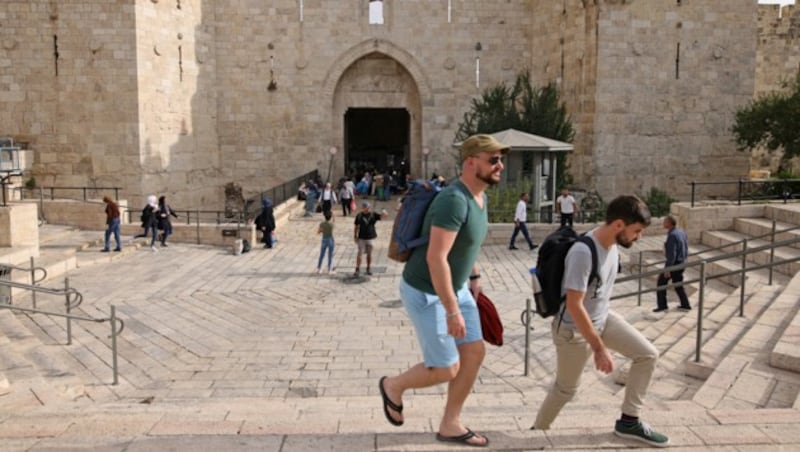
[614,420,669,448]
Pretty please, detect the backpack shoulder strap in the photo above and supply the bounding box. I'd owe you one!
[578,235,600,287]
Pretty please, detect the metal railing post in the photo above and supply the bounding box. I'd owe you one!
[524,298,531,377]
[740,239,747,317]
[195,211,201,244]
[690,181,696,207]
[769,219,776,285]
[737,179,743,205]
[110,304,119,385]
[65,277,72,345]
[637,252,643,306]
[695,262,706,363]
[30,257,37,309]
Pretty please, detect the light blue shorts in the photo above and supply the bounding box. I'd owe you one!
[399,278,483,368]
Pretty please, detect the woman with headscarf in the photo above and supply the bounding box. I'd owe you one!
[255,198,276,249]
[156,195,178,247]
[134,195,160,251]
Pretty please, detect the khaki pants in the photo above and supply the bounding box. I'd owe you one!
[534,311,658,429]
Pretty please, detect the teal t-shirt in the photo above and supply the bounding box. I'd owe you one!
[402,180,488,294]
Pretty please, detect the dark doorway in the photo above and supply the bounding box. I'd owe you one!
[345,108,409,179]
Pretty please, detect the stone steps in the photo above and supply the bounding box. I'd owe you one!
[734,217,800,249]
[0,309,92,411]
[691,272,800,410]
[701,229,800,275]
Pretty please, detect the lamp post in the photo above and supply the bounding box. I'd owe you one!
[422,147,430,180]
[0,143,22,207]
[326,146,337,183]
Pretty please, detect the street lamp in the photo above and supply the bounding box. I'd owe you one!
[422,147,430,180]
[326,146,337,183]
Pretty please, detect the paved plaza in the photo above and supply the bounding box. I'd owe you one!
[2,200,800,451]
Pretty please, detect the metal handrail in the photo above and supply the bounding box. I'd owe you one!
[639,220,800,272]
[16,186,122,202]
[689,178,800,207]
[0,277,123,385]
[613,234,800,363]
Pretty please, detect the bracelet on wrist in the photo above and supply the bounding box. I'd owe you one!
[446,311,461,318]
[468,274,481,281]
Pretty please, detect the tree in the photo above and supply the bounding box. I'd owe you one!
[456,70,575,188]
[732,75,800,170]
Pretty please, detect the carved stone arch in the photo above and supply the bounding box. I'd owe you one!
[321,39,432,105]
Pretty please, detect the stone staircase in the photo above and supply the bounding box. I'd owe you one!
[1,202,800,450]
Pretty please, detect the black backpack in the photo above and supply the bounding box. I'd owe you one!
[534,227,599,318]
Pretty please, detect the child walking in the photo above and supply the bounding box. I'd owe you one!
[317,211,336,274]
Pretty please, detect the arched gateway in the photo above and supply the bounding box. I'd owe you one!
[324,39,431,183]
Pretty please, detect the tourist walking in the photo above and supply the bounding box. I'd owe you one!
[320,182,338,216]
[339,179,354,217]
[316,211,336,274]
[532,195,669,448]
[133,195,160,251]
[378,134,510,448]
[156,196,178,247]
[509,192,538,250]
[101,196,122,252]
[556,188,578,228]
[353,200,388,276]
[653,215,691,313]
[255,198,276,249]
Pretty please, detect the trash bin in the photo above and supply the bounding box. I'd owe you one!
[0,264,11,305]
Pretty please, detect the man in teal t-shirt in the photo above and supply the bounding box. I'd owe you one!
[378,134,509,448]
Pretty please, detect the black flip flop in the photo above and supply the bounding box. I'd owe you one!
[378,376,403,426]
[435,428,490,448]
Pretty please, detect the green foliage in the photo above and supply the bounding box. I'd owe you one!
[579,191,606,223]
[640,187,675,218]
[732,75,800,167]
[486,178,533,223]
[24,176,36,190]
[455,70,575,188]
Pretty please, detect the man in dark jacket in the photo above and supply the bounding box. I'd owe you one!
[255,199,276,248]
[654,215,691,312]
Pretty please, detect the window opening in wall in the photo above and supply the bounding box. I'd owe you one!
[178,45,183,81]
[675,42,680,79]
[448,0,452,23]
[177,0,181,10]
[369,0,384,25]
[475,42,482,89]
[521,153,533,179]
[53,35,59,76]
[299,0,304,22]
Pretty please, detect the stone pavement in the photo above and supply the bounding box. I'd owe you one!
[1,201,800,451]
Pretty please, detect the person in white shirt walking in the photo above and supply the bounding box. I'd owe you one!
[509,193,538,250]
[556,187,579,228]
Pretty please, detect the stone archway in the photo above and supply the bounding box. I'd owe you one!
[324,40,428,182]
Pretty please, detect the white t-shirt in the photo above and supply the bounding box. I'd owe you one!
[557,195,576,214]
[559,230,619,329]
[514,200,527,222]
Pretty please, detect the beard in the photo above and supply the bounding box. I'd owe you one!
[476,166,501,186]
[615,231,635,249]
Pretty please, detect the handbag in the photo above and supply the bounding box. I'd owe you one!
[350,198,357,212]
[473,290,503,346]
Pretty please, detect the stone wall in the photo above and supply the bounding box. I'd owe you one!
[0,0,791,212]
[0,1,141,201]
[590,0,754,200]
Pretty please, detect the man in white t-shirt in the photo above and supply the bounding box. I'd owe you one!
[509,193,537,250]
[556,188,578,228]
[532,195,668,448]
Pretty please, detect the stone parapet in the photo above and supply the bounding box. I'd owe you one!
[0,203,38,248]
